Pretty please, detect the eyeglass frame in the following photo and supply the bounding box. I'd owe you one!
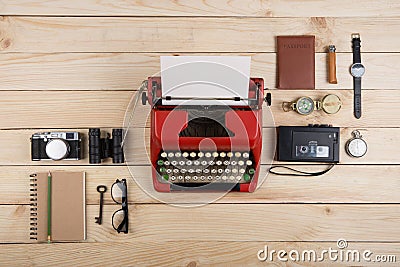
[111,178,129,234]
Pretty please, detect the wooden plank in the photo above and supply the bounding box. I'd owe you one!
[0,90,399,129]
[1,127,398,165]
[3,165,400,205]
[1,0,399,17]
[1,17,400,52]
[0,52,397,90]
[1,204,400,243]
[0,241,398,266]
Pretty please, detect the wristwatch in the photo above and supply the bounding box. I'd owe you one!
[350,33,365,119]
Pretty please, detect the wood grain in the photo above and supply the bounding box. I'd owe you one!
[1,17,400,52]
[1,127,398,165]
[3,165,400,205]
[0,241,398,266]
[1,0,399,17]
[0,90,399,129]
[2,204,400,243]
[0,52,397,90]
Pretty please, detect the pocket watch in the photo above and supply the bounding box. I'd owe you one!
[345,130,367,158]
[282,94,342,115]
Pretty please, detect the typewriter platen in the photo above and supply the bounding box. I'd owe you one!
[143,77,267,192]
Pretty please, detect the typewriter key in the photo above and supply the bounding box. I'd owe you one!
[243,174,251,182]
[205,152,212,158]
[188,169,194,173]
[236,176,242,181]
[182,152,189,158]
[198,152,204,157]
[171,161,177,165]
[180,169,186,173]
[178,176,183,180]
[229,176,235,180]
[220,152,226,157]
[212,152,219,157]
[239,169,245,174]
[159,167,166,173]
[194,161,200,166]
[200,176,206,181]
[166,169,172,174]
[207,176,213,181]
[163,174,169,180]
[190,152,196,157]
[175,152,181,157]
[179,161,185,166]
[164,161,170,166]
[211,169,217,174]
[226,152,233,157]
[173,169,179,173]
[185,176,190,180]
[218,169,224,174]
[203,169,210,174]
[216,161,222,165]
[231,161,237,166]
[249,168,255,175]
[246,160,252,166]
[168,152,174,158]
[201,161,207,165]
[232,169,238,173]
[235,152,241,157]
[225,169,231,173]
[238,161,244,166]
[223,160,229,165]
[186,161,192,166]
[170,176,176,181]
[208,161,215,165]
[193,176,198,180]
[243,152,249,158]
[157,160,164,166]
[161,152,167,158]
[222,176,228,180]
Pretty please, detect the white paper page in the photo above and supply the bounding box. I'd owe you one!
[160,56,251,106]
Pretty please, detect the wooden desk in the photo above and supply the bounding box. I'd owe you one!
[0,1,399,265]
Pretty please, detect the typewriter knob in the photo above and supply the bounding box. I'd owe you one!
[264,92,272,106]
[141,92,147,105]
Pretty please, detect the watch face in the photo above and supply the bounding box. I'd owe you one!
[347,138,367,158]
[350,63,365,77]
[296,97,314,115]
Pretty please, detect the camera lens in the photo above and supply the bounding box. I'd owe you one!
[89,128,102,164]
[112,129,124,163]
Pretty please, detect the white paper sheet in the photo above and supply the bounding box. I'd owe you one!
[160,56,251,106]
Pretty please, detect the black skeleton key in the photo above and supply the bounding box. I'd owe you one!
[95,185,107,225]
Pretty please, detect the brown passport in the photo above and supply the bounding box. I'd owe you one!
[277,35,315,89]
[30,171,86,242]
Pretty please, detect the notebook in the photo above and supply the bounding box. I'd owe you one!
[30,171,86,242]
[277,35,315,89]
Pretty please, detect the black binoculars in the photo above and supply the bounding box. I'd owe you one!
[88,128,124,164]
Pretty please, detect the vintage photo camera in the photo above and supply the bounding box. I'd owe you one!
[88,128,124,164]
[31,132,82,161]
[278,125,340,163]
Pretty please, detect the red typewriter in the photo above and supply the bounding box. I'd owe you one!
[142,77,268,192]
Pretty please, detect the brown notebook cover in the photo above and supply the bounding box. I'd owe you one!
[30,171,86,242]
[277,35,315,89]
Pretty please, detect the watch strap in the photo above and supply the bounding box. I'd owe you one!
[352,37,361,63]
[354,77,362,119]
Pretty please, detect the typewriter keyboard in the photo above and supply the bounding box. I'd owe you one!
[156,151,256,184]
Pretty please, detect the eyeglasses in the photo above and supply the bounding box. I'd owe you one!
[111,179,128,233]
